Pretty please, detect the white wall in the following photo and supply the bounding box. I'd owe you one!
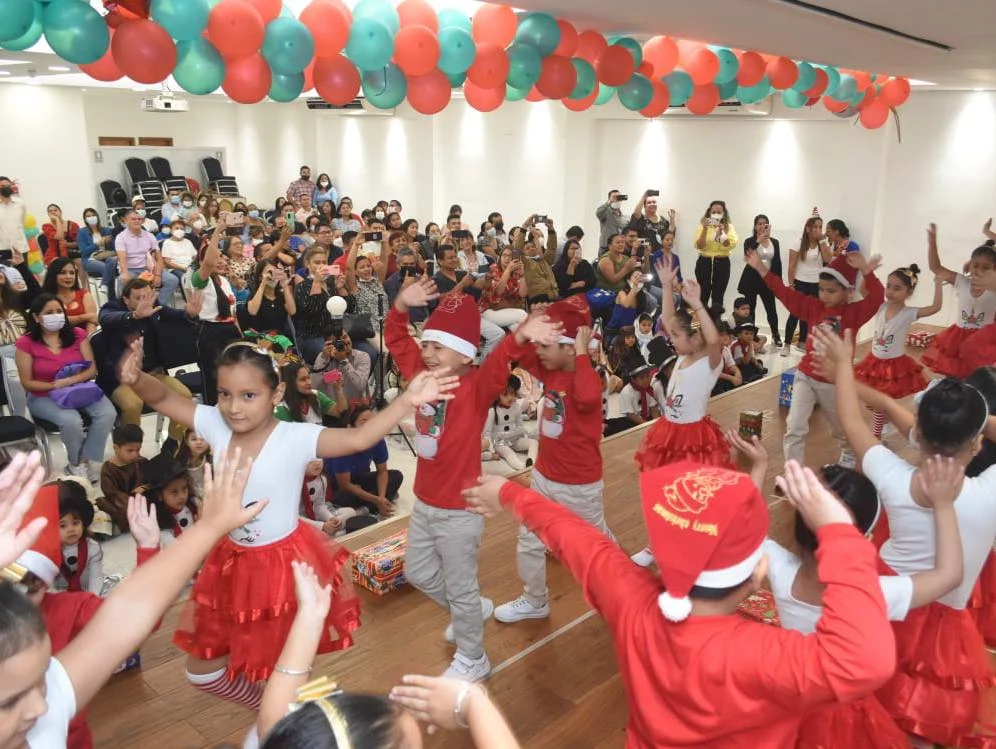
[1,84,994,325]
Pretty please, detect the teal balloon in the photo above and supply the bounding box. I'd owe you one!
[823,66,841,97]
[362,62,407,108]
[506,42,541,90]
[836,73,857,100]
[662,70,692,102]
[438,26,475,76]
[173,38,225,95]
[594,85,616,105]
[737,77,770,104]
[568,57,595,99]
[437,8,472,33]
[713,47,739,84]
[506,84,528,101]
[42,0,108,64]
[280,4,294,18]
[610,37,642,67]
[717,78,737,100]
[353,0,399,34]
[1,1,42,51]
[617,74,653,111]
[269,72,304,102]
[515,12,560,57]
[447,70,466,87]
[346,17,394,71]
[792,61,816,92]
[151,0,209,42]
[0,0,37,43]
[262,17,315,75]
[782,88,807,108]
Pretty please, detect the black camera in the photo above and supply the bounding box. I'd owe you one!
[400,266,418,278]
[333,339,347,352]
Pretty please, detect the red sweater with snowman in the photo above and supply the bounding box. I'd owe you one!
[386,306,519,509]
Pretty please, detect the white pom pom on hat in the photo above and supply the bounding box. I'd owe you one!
[658,591,694,623]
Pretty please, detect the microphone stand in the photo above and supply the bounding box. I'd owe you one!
[374,293,416,457]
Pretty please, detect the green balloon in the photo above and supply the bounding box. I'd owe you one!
[151,0,210,42]
[792,61,816,92]
[346,17,394,71]
[782,88,807,108]
[353,0,399,34]
[1,1,42,51]
[568,57,595,100]
[737,77,771,104]
[506,84,528,102]
[662,71,692,103]
[610,37,642,67]
[437,8,472,33]
[515,12,560,57]
[174,38,225,95]
[618,74,653,111]
[0,0,37,43]
[262,17,315,75]
[717,78,737,100]
[595,85,616,106]
[438,26,475,76]
[713,47,739,84]
[363,62,407,108]
[42,0,108,65]
[270,72,304,102]
[823,66,841,97]
[280,4,294,18]
[506,43,541,91]
[447,70,466,88]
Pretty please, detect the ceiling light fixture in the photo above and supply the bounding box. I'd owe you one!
[909,79,936,87]
[48,65,71,72]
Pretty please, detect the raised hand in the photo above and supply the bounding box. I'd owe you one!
[0,452,46,571]
[127,494,161,549]
[185,289,204,319]
[655,258,678,287]
[726,430,768,466]
[397,277,439,311]
[291,560,332,620]
[810,327,853,381]
[405,369,461,406]
[775,460,853,530]
[117,337,144,387]
[390,675,488,733]
[744,249,765,273]
[200,448,264,535]
[680,278,704,309]
[915,455,964,508]
[132,294,161,320]
[462,475,508,517]
[574,325,593,355]
[515,313,565,346]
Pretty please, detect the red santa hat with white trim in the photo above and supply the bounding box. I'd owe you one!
[545,295,592,344]
[641,461,769,622]
[15,484,62,587]
[421,292,481,359]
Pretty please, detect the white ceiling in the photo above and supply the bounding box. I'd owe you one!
[1,0,995,93]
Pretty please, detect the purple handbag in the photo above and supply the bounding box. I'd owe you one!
[50,362,103,409]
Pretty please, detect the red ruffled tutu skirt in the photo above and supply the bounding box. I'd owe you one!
[922,325,982,378]
[173,523,361,682]
[635,416,733,472]
[969,551,996,648]
[854,353,928,399]
[961,325,996,373]
[876,561,996,746]
[796,696,910,748]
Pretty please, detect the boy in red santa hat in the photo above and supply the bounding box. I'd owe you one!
[492,294,617,624]
[386,277,562,682]
[13,484,161,749]
[464,459,896,747]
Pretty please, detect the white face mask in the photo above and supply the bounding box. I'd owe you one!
[41,313,65,332]
[136,209,146,218]
[85,215,99,226]
[332,237,343,248]
[319,181,329,189]
[486,227,497,237]
[172,229,185,239]
[610,201,621,210]
[375,211,385,220]
[710,212,724,221]
[182,200,194,209]
[192,219,205,231]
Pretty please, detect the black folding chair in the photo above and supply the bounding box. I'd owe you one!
[157,319,205,400]
[201,157,240,196]
[149,157,188,193]
[99,180,131,224]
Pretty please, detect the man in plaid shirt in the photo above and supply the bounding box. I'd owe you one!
[286,165,313,206]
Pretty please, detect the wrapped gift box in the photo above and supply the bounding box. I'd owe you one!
[778,369,796,408]
[739,410,763,440]
[351,530,407,596]
[737,590,781,627]
[906,329,937,348]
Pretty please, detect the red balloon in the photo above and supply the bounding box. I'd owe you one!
[463,80,504,112]
[303,59,316,92]
[806,96,820,106]
[736,51,765,86]
[766,56,798,90]
[553,19,578,57]
[223,53,271,104]
[803,67,829,98]
[243,0,281,23]
[575,30,607,63]
[393,25,440,77]
[471,3,516,47]
[314,55,361,105]
[536,55,576,100]
[562,85,598,111]
[856,89,876,111]
[640,80,670,118]
[81,30,123,82]
[398,0,438,32]
[859,99,889,129]
[879,77,911,107]
[686,83,719,115]
[208,0,265,60]
[407,69,451,114]
[525,86,544,102]
[594,45,634,87]
[851,70,872,91]
[642,36,678,77]
[822,96,850,113]
[636,61,653,77]
[466,42,509,89]
[676,39,703,65]
[300,0,351,59]
[112,20,176,84]
[686,47,719,86]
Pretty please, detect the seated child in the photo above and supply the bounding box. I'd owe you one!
[732,322,768,383]
[174,428,211,503]
[732,296,768,353]
[606,362,659,436]
[300,459,375,538]
[635,312,656,362]
[98,424,147,532]
[142,453,199,548]
[510,360,543,420]
[482,374,538,472]
[607,325,644,390]
[56,479,105,595]
[713,320,743,395]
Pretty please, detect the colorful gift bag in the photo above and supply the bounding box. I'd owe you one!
[778,369,796,408]
[739,410,763,440]
[906,328,937,348]
[737,590,781,627]
[351,530,408,596]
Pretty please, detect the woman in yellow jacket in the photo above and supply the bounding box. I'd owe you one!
[693,200,738,311]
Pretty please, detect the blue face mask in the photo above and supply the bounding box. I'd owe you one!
[248,210,259,219]
[170,196,180,205]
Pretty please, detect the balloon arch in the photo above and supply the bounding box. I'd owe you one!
[0,0,910,128]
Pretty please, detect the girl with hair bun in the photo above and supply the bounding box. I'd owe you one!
[853,263,943,437]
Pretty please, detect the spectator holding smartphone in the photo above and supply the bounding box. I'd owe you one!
[479,246,528,329]
[693,200,738,311]
[245,258,297,335]
[630,189,675,250]
[511,214,559,305]
[554,238,596,297]
[385,249,428,324]
[596,189,629,252]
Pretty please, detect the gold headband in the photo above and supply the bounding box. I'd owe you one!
[1,562,27,584]
[895,267,920,288]
[292,677,350,748]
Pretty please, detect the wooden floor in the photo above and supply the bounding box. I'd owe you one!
[89,340,925,748]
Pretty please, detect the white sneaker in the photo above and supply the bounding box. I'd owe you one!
[780,343,791,357]
[631,547,655,567]
[64,462,89,481]
[442,652,491,682]
[837,451,857,469]
[493,595,551,624]
[444,597,494,644]
[794,343,807,353]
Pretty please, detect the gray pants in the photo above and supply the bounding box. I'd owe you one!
[517,470,614,607]
[406,498,486,659]
[784,370,852,465]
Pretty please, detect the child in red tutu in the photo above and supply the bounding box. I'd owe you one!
[922,224,996,378]
[117,338,457,708]
[632,263,730,567]
[965,366,996,648]
[855,263,943,437]
[819,326,996,748]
